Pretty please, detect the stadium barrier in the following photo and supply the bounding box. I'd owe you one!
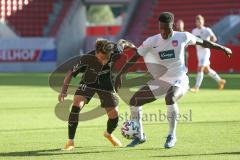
[86,26,121,36]
[0,38,57,72]
[188,45,240,73]
[115,45,240,73]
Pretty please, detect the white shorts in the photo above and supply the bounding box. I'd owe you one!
[147,75,189,99]
[197,51,210,67]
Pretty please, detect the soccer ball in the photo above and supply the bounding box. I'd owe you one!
[121,120,140,139]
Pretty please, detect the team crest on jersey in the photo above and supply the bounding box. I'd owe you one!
[172,40,178,47]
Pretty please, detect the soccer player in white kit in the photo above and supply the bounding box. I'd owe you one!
[191,15,226,92]
[115,12,232,148]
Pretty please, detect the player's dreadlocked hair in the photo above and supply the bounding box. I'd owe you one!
[158,12,174,23]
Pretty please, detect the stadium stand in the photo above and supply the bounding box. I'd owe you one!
[0,0,73,37]
[143,0,240,40]
[123,0,153,46]
[121,0,240,45]
[120,0,240,73]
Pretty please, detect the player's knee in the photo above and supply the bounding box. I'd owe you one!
[203,67,209,74]
[73,96,86,108]
[106,107,119,119]
[198,66,204,72]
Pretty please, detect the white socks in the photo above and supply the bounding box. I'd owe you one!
[208,68,221,82]
[195,71,204,88]
[130,106,144,140]
[195,69,221,88]
[167,103,179,137]
[130,104,179,139]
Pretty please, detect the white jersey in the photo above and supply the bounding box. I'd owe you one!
[192,27,215,66]
[138,31,198,83]
[192,27,215,54]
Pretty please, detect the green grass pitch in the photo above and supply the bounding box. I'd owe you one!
[0,73,240,160]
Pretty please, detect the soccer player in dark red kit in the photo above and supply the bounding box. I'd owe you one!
[58,38,135,150]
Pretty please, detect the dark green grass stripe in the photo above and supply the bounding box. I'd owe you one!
[0,73,240,89]
[1,121,239,133]
[1,99,240,110]
[151,151,240,158]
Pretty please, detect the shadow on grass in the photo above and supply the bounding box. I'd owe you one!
[1,147,239,158]
[0,146,167,157]
[152,151,240,158]
[0,146,117,157]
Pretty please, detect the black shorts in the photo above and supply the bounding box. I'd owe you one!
[74,83,119,108]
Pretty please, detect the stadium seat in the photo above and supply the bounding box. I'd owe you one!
[1,0,73,37]
[142,0,240,39]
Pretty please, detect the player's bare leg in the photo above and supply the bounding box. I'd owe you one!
[191,66,204,93]
[204,66,226,90]
[103,107,122,147]
[63,95,86,151]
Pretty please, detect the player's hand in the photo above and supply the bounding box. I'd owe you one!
[117,39,136,51]
[58,93,67,103]
[114,74,123,92]
[223,47,232,58]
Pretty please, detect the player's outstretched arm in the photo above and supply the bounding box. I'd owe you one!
[117,39,137,51]
[115,49,141,92]
[119,49,141,75]
[196,39,232,57]
[58,70,73,102]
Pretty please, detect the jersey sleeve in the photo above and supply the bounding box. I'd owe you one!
[137,37,153,56]
[185,32,199,46]
[191,29,196,35]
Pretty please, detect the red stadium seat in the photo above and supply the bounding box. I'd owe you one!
[3,0,73,37]
[142,0,240,39]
